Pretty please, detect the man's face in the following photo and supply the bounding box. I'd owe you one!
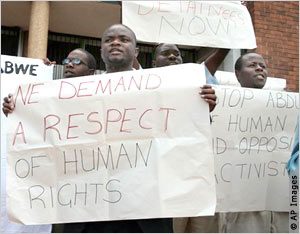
[154,44,183,67]
[64,49,92,78]
[101,25,137,69]
[236,53,268,89]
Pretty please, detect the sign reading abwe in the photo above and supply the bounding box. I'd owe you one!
[122,1,256,49]
[211,86,299,212]
[6,64,216,225]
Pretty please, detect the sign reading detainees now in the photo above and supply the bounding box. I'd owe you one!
[6,64,216,225]
[122,1,256,49]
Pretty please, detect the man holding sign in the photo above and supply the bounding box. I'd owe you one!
[220,52,270,233]
[222,52,288,233]
[153,43,226,232]
[63,24,216,233]
[3,24,217,233]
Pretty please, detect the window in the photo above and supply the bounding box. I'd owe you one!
[1,26,19,56]
[48,32,81,65]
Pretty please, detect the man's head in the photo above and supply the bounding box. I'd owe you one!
[63,48,96,78]
[235,52,268,89]
[152,43,183,68]
[101,24,139,73]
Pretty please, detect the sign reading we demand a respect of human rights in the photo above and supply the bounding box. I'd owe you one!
[6,63,216,225]
[122,1,256,49]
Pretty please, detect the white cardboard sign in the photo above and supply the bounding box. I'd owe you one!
[6,64,216,224]
[122,1,256,49]
[1,55,53,232]
[211,85,298,212]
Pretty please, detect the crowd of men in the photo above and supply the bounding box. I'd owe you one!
[2,22,298,233]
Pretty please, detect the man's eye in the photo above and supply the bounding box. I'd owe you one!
[249,64,255,67]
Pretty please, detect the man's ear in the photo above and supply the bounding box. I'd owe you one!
[152,60,156,68]
[135,47,139,58]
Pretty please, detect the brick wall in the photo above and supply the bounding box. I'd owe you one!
[247,1,299,92]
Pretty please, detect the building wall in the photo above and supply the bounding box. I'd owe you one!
[247,1,299,92]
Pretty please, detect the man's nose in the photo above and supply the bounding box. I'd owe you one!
[111,38,121,46]
[65,61,74,68]
[168,53,176,60]
[255,64,263,71]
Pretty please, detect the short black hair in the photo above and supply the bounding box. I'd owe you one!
[154,43,179,59]
[73,48,96,70]
[102,24,137,46]
[234,53,246,72]
[234,52,262,72]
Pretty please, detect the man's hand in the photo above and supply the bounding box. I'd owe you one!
[2,93,15,117]
[241,1,248,7]
[42,58,56,66]
[199,85,217,112]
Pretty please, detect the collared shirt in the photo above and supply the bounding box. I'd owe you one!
[203,63,219,85]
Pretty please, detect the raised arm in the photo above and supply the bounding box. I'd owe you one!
[204,48,230,76]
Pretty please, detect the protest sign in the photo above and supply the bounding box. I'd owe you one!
[1,55,53,232]
[122,1,256,49]
[6,63,216,224]
[1,55,54,95]
[211,85,299,212]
